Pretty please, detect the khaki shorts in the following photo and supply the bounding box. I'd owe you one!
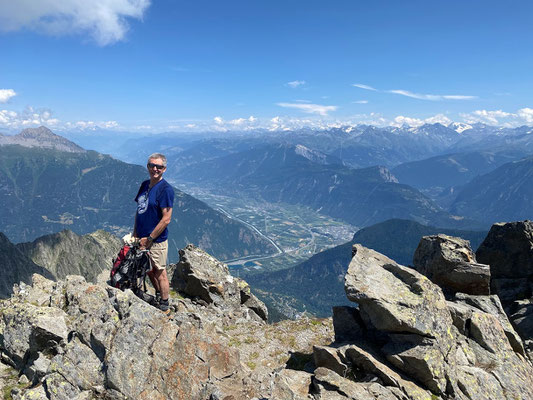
[149,240,168,271]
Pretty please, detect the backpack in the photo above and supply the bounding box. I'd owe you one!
[110,245,151,296]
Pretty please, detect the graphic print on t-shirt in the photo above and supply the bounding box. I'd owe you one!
[137,191,149,214]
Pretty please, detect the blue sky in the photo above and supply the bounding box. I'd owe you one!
[0,0,532,133]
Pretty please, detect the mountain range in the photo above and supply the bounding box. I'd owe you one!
[0,127,277,262]
[175,142,482,230]
[449,155,533,224]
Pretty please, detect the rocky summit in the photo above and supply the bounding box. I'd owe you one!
[0,223,532,399]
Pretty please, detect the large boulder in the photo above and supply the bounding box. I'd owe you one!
[324,243,533,399]
[345,244,454,394]
[476,220,533,281]
[346,244,453,341]
[171,244,268,321]
[476,220,533,356]
[413,234,490,295]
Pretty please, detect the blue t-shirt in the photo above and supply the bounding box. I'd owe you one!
[134,179,174,243]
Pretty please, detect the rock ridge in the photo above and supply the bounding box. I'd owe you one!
[1,223,532,399]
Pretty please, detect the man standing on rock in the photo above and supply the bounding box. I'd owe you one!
[133,153,174,314]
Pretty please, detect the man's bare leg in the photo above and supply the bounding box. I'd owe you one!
[151,268,169,300]
[147,269,161,294]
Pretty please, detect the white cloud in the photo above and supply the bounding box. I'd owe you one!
[213,116,224,125]
[517,108,533,123]
[352,83,378,91]
[391,113,452,128]
[0,106,121,131]
[352,83,477,102]
[460,109,513,125]
[64,120,120,130]
[0,0,151,45]
[352,100,368,104]
[0,89,16,103]
[392,116,424,127]
[424,113,452,125]
[389,89,477,101]
[0,106,59,129]
[229,118,246,125]
[286,80,306,88]
[277,102,338,116]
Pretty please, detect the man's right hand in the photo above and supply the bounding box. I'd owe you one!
[139,237,153,249]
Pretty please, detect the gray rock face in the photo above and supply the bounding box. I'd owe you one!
[327,243,533,399]
[332,306,365,343]
[476,220,533,280]
[17,229,121,283]
[476,220,533,357]
[0,273,247,400]
[413,234,490,295]
[171,244,268,321]
[346,244,453,341]
[0,232,55,298]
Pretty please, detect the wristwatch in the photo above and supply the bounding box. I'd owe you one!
[147,235,154,243]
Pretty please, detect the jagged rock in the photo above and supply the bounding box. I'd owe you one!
[237,278,268,321]
[12,274,66,309]
[476,220,533,280]
[48,337,104,392]
[171,244,268,321]
[0,269,255,400]
[510,299,533,342]
[346,245,453,340]
[332,306,364,343]
[312,367,402,399]
[446,301,472,335]
[1,302,68,371]
[346,245,455,393]
[17,229,121,283]
[413,234,490,295]
[64,275,119,361]
[341,243,533,399]
[0,232,55,298]
[340,344,430,400]
[12,385,48,400]
[25,351,51,382]
[453,293,525,356]
[476,220,533,358]
[44,372,82,400]
[271,369,313,400]
[313,345,349,377]
[3,236,533,400]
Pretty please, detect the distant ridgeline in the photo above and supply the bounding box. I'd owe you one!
[248,219,487,318]
[174,142,485,231]
[0,127,277,262]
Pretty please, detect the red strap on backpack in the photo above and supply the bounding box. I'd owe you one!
[110,245,131,280]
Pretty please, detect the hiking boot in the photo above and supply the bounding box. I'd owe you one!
[137,290,155,304]
[158,298,170,315]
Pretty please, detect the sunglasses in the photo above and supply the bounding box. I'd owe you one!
[147,162,165,170]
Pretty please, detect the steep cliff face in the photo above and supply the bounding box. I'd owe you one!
[0,224,532,399]
[16,229,121,283]
[0,232,55,298]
